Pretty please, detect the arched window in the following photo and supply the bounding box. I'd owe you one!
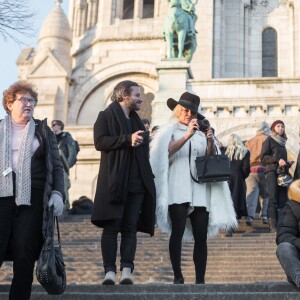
[143,0,154,18]
[123,0,134,19]
[262,27,278,77]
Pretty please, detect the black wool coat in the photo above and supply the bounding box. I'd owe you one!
[91,102,156,236]
[294,151,300,180]
[276,200,300,251]
[228,151,250,219]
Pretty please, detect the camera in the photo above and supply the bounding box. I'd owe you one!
[197,119,210,132]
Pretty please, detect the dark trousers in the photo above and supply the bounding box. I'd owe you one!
[0,188,44,300]
[168,203,209,283]
[101,192,144,273]
[266,172,288,229]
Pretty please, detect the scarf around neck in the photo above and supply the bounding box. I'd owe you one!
[0,114,36,205]
[270,131,286,146]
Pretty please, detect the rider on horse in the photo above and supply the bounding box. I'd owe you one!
[180,0,198,39]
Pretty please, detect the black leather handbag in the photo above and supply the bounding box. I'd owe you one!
[36,207,66,295]
[189,143,231,183]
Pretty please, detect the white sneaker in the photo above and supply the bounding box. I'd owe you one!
[102,271,116,285]
[119,267,133,284]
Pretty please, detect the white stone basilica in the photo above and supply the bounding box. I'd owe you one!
[17,0,300,203]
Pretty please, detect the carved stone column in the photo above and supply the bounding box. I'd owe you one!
[213,0,223,78]
[86,0,95,28]
[289,0,300,76]
[243,0,251,77]
[134,0,143,18]
[75,1,87,37]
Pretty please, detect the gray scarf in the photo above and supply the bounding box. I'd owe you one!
[0,115,36,205]
[270,131,286,146]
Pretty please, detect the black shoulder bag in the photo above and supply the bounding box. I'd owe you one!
[36,207,66,295]
[189,142,231,183]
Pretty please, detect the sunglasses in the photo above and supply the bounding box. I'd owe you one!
[51,123,59,127]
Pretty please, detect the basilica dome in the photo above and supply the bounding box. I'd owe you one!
[38,1,72,51]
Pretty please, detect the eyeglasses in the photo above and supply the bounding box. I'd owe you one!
[51,123,58,127]
[16,96,37,106]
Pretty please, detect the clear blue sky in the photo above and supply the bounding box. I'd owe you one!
[0,0,69,118]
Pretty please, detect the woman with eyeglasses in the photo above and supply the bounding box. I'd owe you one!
[0,81,65,299]
[150,92,237,284]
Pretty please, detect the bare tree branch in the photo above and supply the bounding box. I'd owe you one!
[0,0,37,44]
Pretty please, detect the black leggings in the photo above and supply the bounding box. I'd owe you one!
[168,203,209,283]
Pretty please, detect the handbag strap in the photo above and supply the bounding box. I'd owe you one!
[46,207,61,246]
[54,216,62,246]
[189,142,201,183]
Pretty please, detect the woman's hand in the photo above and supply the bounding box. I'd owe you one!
[48,191,64,216]
[278,159,286,167]
[184,118,199,140]
[206,128,215,155]
[169,119,200,156]
[205,128,213,140]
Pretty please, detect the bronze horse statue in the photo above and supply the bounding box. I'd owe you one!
[163,0,198,63]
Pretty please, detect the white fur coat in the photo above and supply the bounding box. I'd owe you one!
[150,122,238,240]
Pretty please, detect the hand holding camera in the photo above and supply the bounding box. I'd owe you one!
[197,119,210,133]
[131,130,144,147]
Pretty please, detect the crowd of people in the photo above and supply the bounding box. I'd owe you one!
[1,80,300,299]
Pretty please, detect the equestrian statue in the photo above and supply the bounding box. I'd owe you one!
[163,0,198,63]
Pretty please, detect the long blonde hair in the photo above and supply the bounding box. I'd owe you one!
[225,134,248,161]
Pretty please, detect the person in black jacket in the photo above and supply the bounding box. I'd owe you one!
[225,133,250,237]
[261,120,293,232]
[276,179,300,288]
[0,81,65,300]
[91,80,156,285]
[294,131,300,180]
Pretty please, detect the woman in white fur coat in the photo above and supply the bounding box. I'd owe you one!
[150,92,237,285]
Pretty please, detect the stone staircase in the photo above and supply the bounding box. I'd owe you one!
[0,214,296,299]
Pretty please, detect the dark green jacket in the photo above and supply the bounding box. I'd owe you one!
[57,131,77,170]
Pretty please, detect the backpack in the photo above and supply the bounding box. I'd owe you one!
[74,139,80,157]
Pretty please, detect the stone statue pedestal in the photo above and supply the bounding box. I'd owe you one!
[151,58,192,126]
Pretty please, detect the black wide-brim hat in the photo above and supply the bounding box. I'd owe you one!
[167,92,205,120]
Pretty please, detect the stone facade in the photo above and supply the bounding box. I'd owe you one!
[17,0,300,204]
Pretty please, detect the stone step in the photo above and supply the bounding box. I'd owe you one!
[1,283,299,300]
[0,214,285,286]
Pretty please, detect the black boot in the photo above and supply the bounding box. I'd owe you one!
[268,206,277,233]
[226,228,233,237]
[173,277,184,284]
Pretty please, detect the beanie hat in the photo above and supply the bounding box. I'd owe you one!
[257,121,270,135]
[270,120,284,131]
[288,179,300,204]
